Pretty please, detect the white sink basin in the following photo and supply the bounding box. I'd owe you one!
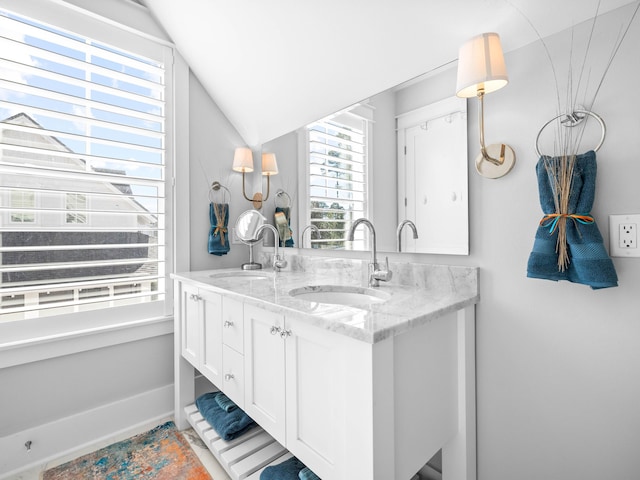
[209,271,272,280]
[288,285,390,306]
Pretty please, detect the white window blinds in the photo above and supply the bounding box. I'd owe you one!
[0,8,168,321]
[306,111,368,249]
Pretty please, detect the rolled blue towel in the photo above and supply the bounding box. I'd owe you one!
[196,392,256,441]
[209,202,230,256]
[260,456,306,480]
[298,466,321,480]
[527,151,617,289]
[214,391,238,413]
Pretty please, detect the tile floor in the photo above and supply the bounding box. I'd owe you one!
[3,420,230,480]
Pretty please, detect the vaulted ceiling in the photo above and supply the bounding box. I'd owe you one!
[142,0,636,147]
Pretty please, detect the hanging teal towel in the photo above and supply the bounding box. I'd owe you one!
[209,202,230,256]
[527,150,617,289]
[275,206,294,247]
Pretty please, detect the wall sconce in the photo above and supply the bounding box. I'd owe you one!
[456,32,515,179]
[232,147,279,209]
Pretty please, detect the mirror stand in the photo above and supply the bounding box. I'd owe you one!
[242,241,262,270]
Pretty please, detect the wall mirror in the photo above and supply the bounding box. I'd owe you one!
[262,66,469,255]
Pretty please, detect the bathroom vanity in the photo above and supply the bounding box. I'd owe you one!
[172,256,479,480]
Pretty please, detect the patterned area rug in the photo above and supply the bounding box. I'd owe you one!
[43,421,212,480]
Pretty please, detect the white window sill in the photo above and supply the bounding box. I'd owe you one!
[0,311,173,369]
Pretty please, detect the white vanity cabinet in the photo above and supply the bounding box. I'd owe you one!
[173,266,478,480]
[243,305,350,479]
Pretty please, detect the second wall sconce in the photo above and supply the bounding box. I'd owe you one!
[233,147,279,209]
[456,32,515,179]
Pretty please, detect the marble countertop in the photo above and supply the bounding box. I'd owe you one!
[172,256,479,344]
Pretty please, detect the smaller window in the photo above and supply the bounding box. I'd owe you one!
[66,193,87,224]
[306,110,369,250]
[10,191,35,223]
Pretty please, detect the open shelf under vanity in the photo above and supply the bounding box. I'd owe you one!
[184,403,293,480]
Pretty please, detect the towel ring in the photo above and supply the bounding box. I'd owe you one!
[209,181,230,203]
[535,110,606,157]
[274,189,291,209]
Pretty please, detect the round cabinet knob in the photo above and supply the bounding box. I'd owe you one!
[189,293,201,301]
[225,373,234,381]
[280,329,292,339]
[224,321,234,328]
[270,326,281,335]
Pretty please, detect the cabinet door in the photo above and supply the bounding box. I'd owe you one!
[222,344,245,409]
[180,282,201,368]
[222,296,244,354]
[200,289,223,386]
[243,304,286,444]
[284,317,346,479]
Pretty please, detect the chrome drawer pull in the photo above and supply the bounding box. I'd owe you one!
[225,373,234,381]
[280,329,292,339]
[224,320,234,328]
[270,326,281,335]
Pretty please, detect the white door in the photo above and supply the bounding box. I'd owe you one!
[397,97,468,255]
[243,304,286,444]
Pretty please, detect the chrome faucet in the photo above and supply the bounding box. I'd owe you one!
[254,224,288,272]
[347,218,392,287]
[300,224,320,248]
[396,220,419,252]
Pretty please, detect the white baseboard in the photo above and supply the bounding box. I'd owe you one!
[0,383,174,479]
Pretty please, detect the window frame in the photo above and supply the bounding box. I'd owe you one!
[300,105,372,251]
[0,0,184,364]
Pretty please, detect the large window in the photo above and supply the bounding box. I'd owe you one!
[0,7,171,322]
[305,109,369,250]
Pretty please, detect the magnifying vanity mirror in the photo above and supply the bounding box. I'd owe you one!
[235,209,266,269]
[262,64,469,256]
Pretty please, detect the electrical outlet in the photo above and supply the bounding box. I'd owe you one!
[619,223,637,249]
[609,214,640,257]
[231,227,242,245]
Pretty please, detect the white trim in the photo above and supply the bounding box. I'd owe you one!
[0,315,173,368]
[0,383,174,479]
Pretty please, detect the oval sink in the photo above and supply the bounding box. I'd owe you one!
[288,285,390,306]
[209,271,272,280]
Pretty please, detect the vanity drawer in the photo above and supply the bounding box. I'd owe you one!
[222,296,244,353]
[222,344,244,409]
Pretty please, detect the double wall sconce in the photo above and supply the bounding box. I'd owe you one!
[233,147,279,209]
[456,32,515,179]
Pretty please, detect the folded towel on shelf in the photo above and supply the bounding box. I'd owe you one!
[260,456,306,480]
[298,466,321,480]
[527,150,617,289]
[214,391,238,413]
[208,202,230,256]
[195,391,256,441]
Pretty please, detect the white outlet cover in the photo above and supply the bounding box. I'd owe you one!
[609,214,640,257]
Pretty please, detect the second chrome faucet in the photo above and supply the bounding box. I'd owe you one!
[347,218,392,287]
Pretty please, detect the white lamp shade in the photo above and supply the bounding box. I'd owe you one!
[261,152,278,176]
[456,32,509,98]
[232,147,254,172]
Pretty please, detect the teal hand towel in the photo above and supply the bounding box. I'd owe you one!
[209,202,230,256]
[196,392,255,441]
[214,391,238,413]
[299,466,321,480]
[260,456,306,480]
[527,150,617,289]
